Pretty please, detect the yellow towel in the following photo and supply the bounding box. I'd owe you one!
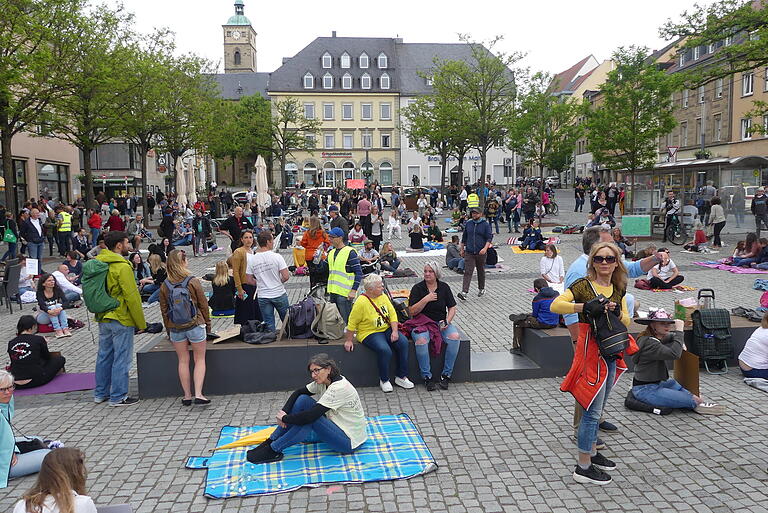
[213,426,277,451]
[512,246,545,254]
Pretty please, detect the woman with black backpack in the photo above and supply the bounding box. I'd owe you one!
[550,242,630,486]
[159,249,212,406]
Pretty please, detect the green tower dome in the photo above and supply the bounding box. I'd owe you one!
[226,0,251,25]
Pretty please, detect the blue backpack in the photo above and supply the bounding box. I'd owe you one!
[164,276,197,330]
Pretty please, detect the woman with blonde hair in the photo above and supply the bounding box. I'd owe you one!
[13,448,95,513]
[551,241,631,485]
[160,249,212,406]
[230,230,260,325]
[209,260,236,317]
[142,253,167,306]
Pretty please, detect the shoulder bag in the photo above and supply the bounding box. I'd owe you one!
[585,282,629,360]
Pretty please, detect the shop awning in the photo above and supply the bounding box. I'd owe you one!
[654,155,768,170]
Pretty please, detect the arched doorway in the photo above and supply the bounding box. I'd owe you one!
[285,162,298,187]
[303,163,317,186]
[323,162,336,187]
[379,161,392,186]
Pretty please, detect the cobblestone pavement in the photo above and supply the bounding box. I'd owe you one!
[0,194,766,512]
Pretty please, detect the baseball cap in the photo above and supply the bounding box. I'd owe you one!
[328,205,339,212]
[328,227,345,238]
[470,207,481,214]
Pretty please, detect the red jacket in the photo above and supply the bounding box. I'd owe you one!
[560,323,637,409]
[400,313,443,356]
[105,215,125,232]
[87,213,102,229]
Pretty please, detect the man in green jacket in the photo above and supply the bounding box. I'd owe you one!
[94,230,146,406]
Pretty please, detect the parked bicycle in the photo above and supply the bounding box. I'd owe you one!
[665,214,685,245]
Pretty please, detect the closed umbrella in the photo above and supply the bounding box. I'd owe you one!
[254,154,270,215]
[187,158,198,205]
[175,156,187,208]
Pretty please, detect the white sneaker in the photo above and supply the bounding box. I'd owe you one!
[380,380,393,393]
[694,401,726,415]
[394,377,415,389]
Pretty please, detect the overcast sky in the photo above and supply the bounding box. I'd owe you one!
[112,0,695,75]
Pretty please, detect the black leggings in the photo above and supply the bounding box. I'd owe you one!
[649,275,684,289]
[713,221,726,246]
[15,356,66,389]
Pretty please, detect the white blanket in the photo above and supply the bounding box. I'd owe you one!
[399,249,447,258]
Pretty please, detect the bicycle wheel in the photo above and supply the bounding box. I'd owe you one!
[666,223,684,245]
[550,202,559,216]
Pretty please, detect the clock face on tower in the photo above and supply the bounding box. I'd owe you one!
[232,30,241,40]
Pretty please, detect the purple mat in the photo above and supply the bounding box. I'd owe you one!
[14,373,96,396]
[692,262,768,274]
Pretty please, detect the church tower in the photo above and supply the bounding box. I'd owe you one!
[223,0,257,73]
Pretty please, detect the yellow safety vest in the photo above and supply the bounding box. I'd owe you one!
[327,245,355,297]
[467,193,480,208]
[58,212,72,232]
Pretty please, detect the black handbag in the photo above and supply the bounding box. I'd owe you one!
[585,285,629,360]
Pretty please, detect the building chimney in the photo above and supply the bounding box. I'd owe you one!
[332,31,337,37]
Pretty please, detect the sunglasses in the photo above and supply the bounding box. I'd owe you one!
[593,255,617,264]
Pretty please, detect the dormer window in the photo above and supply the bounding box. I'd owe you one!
[342,73,352,89]
[303,72,314,89]
[323,73,333,89]
[426,76,433,86]
[380,72,390,90]
[322,52,332,69]
[378,53,388,69]
[361,73,371,89]
[341,52,350,69]
[359,52,369,69]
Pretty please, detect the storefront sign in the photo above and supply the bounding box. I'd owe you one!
[427,155,481,162]
[321,151,353,158]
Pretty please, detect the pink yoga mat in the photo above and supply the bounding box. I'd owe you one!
[14,373,96,396]
[693,262,768,274]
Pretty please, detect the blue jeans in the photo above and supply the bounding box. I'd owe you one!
[27,241,44,273]
[742,367,768,378]
[447,257,464,271]
[330,293,353,324]
[490,216,499,234]
[413,323,461,379]
[172,234,193,246]
[269,395,353,454]
[90,228,101,243]
[380,259,401,272]
[577,359,616,454]
[361,328,409,383]
[2,242,17,261]
[9,436,49,479]
[146,285,162,304]
[63,290,80,303]
[632,379,696,409]
[732,256,757,267]
[37,309,68,330]
[95,320,135,404]
[258,294,290,331]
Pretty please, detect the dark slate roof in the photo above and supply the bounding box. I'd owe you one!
[213,72,270,99]
[395,43,476,95]
[268,37,398,93]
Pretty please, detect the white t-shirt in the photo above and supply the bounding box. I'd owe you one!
[647,260,677,281]
[14,492,97,513]
[539,255,564,283]
[459,189,468,201]
[307,376,367,448]
[247,250,288,299]
[739,327,768,369]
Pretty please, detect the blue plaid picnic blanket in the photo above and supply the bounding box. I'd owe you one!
[186,413,437,498]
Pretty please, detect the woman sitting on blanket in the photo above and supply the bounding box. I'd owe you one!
[246,354,367,464]
[519,221,544,251]
[739,313,768,379]
[730,232,760,266]
[633,309,724,414]
[646,248,684,289]
[7,316,66,389]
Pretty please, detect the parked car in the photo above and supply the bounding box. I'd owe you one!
[545,175,561,188]
[232,190,250,203]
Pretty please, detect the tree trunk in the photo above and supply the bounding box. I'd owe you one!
[140,142,149,221]
[479,149,487,208]
[82,148,96,210]
[440,152,448,203]
[280,151,287,190]
[629,168,635,212]
[1,127,17,214]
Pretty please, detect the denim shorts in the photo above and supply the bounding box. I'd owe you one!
[170,325,207,343]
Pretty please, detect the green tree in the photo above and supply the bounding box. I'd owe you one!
[431,36,521,204]
[0,0,83,212]
[508,72,586,207]
[200,99,241,184]
[271,97,321,188]
[47,4,135,209]
[586,46,677,210]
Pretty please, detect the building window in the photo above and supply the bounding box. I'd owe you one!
[361,103,372,120]
[682,89,689,108]
[362,132,372,148]
[342,103,353,120]
[305,134,316,148]
[341,52,350,69]
[765,68,768,91]
[322,52,332,69]
[764,115,768,138]
[714,114,722,141]
[679,53,685,67]
[379,161,393,185]
[234,50,241,65]
[12,160,27,208]
[724,34,733,46]
[342,73,352,90]
[303,163,317,186]
[681,121,688,146]
[359,52,369,68]
[323,73,333,89]
[304,103,315,120]
[378,52,388,69]
[380,72,390,90]
[361,73,371,89]
[324,133,335,149]
[698,85,705,103]
[285,162,298,186]
[303,73,314,89]
[381,133,391,148]
[343,133,353,149]
[741,118,752,140]
[380,102,391,120]
[37,163,69,204]
[708,42,716,53]
[323,103,334,120]
[426,76,433,86]
[695,118,702,144]
[743,72,754,96]
[694,46,700,60]
[715,78,723,98]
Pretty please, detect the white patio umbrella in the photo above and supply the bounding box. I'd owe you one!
[175,156,187,208]
[187,158,198,205]
[254,154,270,215]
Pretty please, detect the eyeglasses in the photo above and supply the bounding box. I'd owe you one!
[0,385,16,393]
[309,367,326,375]
[593,255,617,264]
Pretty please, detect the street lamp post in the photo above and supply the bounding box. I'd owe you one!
[363,127,372,185]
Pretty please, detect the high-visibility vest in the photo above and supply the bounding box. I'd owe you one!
[58,212,72,232]
[467,193,480,208]
[327,245,355,297]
